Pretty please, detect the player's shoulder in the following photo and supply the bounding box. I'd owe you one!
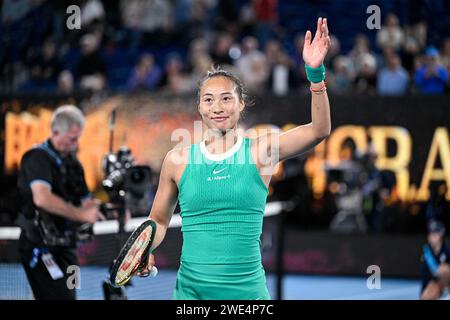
[246,131,280,147]
[164,145,190,168]
[167,144,190,159]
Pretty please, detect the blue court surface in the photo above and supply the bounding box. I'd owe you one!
[0,264,421,300]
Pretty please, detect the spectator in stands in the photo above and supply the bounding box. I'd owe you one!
[26,39,61,90]
[252,0,278,49]
[160,53,196,94]
[264,39,300,95]
[324,35,341,71]
[318,35,342,93]
[215,0,241,35]
[210,32,235,67]
[120,0,174,49]
[414,46,449,95]
[186,38,214,81]
[328,56,354,94]
[238,1,257,37]
[174,0,192,28]
[440,38,450,79]
[235,36,268,92]
[174,0,212,46]
[264,39,282,69]
[353,53,377,94]
[77,33,107,92]
[126,53,162,92]
[119,0,143,51]
[58,70,74,95]
[80,0,105,34]
[49,1,74,47]
[402,33,422,76]
[349,34,376,73]
[377,52,409,96]
[402,21,427,74]
[1,0,32,25]
[420,220,450,300]
[376,13,405,51]
[440,38,450,64]
[77,0,106,50]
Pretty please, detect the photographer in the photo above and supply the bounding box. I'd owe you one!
[16,105,105,300]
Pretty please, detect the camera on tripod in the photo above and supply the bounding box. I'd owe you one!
[101,146,154,220]
[100,110,156,300]
[102,147,134,192]
[326,159,369,233]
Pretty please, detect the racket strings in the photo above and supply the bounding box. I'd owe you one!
[112,222,155,286]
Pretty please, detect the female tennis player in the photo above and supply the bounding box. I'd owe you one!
[140,17,331,299]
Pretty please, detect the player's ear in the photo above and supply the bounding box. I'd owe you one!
[239,99,245,112]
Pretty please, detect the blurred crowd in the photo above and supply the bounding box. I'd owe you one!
[1,0,449,96]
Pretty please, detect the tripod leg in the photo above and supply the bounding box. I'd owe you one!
[102,277,128,300]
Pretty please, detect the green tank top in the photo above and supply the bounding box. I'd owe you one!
[177,135,268,264]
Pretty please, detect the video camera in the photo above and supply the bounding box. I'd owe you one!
[100,146,154,300]
[326,159,369,233]
[326,161,362,192]
[100,146,153,221]
[100,110,155,300]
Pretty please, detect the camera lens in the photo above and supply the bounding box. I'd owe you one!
[129,168,144,183]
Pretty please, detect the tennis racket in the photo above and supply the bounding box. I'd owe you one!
[110,219,158,287]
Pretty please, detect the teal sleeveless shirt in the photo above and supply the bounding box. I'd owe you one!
[177,135,268,264]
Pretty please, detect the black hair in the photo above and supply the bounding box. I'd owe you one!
[196,65,254,108]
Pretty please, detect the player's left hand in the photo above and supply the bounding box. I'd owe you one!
[303,17,331,68]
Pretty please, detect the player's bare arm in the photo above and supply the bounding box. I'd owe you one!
[253,18,331,172]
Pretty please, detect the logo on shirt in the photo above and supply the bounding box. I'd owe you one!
[207,174,231,182]
[212,167,227,175]
[207,167,230,181]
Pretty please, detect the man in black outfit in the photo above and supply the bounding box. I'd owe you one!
[16,105,104,300]
[420,220,450,299]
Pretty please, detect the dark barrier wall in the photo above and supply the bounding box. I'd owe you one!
[283,228,428,278]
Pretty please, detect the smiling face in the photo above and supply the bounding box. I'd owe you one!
[198,76,245,133]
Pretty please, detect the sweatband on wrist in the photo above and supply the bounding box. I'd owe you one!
[305,64,326,83]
